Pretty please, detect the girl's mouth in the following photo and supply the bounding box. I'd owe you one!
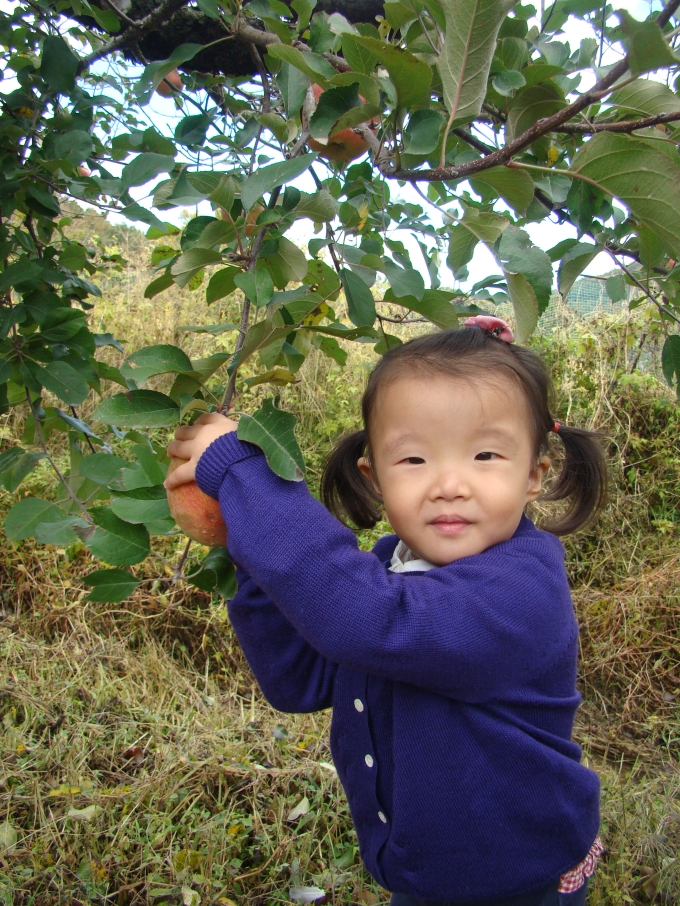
[430,517,471,534]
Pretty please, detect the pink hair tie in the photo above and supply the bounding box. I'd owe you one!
[464,315,514,343]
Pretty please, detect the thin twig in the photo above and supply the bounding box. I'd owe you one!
[25,391,91,519]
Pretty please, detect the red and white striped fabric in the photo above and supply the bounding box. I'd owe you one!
[558,836,605,893]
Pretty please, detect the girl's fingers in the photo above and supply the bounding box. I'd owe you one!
[173,424,199,440]
[167,439,194,459]
[164,458,195,490]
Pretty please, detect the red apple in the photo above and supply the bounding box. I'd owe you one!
[77,165,90,177]
[155,69,183,97]
[303,83,378,163]
[166,457,227,548]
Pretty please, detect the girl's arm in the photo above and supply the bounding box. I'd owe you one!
[229,567,338,713]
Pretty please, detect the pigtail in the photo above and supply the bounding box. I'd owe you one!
[542,424,608,535]
[320,430,382,529]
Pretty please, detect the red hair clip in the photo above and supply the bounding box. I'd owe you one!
[464,315,514,343]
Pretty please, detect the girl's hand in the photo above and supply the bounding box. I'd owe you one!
[164,412,238,490]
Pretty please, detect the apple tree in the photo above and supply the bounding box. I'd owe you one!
[2,0,680,599]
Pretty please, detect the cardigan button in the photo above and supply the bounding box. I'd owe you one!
[354,698,364,712]
[365,754,374,768]
[378,811,387,823]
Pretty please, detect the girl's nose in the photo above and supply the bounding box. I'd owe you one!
[430,467,470,500]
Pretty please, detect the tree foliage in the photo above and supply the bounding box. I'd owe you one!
[2,0,680,598]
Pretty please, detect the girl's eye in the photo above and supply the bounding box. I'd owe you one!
[475,452,496,461]
[403,457,425,464]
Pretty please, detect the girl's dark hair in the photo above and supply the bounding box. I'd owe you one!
[321,326,607,536]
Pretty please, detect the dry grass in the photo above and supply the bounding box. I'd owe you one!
[0,222,679,903]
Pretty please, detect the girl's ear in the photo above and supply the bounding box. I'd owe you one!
[357,456,380,493]
[526,455,550,504]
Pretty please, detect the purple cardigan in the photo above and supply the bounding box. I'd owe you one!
[196,433,600,903]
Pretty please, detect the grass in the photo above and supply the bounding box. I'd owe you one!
[0,215,679,904]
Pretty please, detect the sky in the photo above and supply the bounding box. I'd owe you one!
[5,0,670,289]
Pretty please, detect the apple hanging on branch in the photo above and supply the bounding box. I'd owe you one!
[155,68,183,97]
[166,457,227,548]
[302,83,379,163]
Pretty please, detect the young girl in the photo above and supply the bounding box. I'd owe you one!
[165,318,607,906]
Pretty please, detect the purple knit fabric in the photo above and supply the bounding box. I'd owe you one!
[196,432,600,902]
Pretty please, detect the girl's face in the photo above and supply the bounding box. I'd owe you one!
[357,374,548,566]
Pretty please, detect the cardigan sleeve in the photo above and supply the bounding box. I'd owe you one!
[197,433,576,703]
[227,567,338,714]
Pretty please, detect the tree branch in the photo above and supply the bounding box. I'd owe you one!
[382,0,680,182]
[82,0,190,67]
[556,109,680,134]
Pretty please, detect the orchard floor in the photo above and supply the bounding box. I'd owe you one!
[0,525,678,906]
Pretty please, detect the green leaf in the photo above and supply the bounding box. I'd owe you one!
[385,289,460,329]
[309,84,362,140]
[570,132,680,257]
[240,154,317,212]
[266,44,336,89]
[458,206,510,245]
[265,237,309,288]
[41,36,78,94]
[638,224,668,269]
[497,228,553,313]
[110,485,171,524]
[84,569,141,603]
[505,81,566,143]
[187,547,237,599]
[339,267,376,326]
[437,0,516,122]
[350,36,431,109]
[76,507,150,566]
[661,334,680,397]
[4,498,62,541]
[403,110,445,155]
[35,517,88,545]
[606,273,626,303]
[469,166,535,215]
[209,175,237,212]
[38,361,90,406]
[506,272,539,343]
[492,70,527,97]
[0,450,43,493]
[318,336,347,366]
[235,321,292,367]
[53,131,93,166]
[610,80,680,119]
[120,344,194,387]
[79,453,128,486]
[237,397,305,481]
[276,62,311,117]
[557,241,601,298]
[142,44,203,90]
[292,189,339,222]
[171,247,223,276]
[120,154,176,191]
[447,224,478,274]
[341,33,379,75]
[206,267,240,304]
[93,391,180,429]
[382,259,425,301]
[618,10,679,78]
[175,114,211,147]
[145,273,174,299]
[234,269,274,308]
